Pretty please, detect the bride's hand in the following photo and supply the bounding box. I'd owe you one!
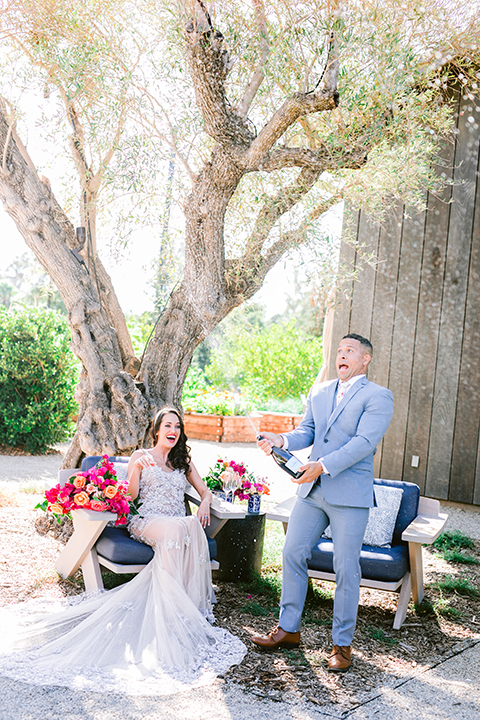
[197,499,210,528]
[134,455,155,470]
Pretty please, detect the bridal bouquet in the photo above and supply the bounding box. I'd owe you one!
[36,455,132,526]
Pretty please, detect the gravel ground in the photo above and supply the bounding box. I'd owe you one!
[1,441,480,720]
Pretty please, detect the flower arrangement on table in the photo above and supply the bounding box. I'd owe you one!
[204,457,247,494]
[36,455,133,526]
[234,475,270,501]
[203,457,269,509]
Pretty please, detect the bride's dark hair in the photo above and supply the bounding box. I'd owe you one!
[149,406,191,472]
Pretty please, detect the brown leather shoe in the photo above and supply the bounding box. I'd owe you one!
[328,645,352,671]
[251,626,300,650]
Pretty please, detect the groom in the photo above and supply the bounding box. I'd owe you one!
[251,333,394,671]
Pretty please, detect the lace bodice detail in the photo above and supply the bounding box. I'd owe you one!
[138,461,187,517]
[128,453,187,538]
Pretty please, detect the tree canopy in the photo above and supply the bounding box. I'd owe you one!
[0,0,479,464]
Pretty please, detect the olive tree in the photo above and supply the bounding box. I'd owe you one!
[0,0,478,465]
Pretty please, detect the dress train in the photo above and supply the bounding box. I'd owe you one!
[0,549,246,696]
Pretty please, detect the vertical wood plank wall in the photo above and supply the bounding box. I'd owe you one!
[327,90,480,506]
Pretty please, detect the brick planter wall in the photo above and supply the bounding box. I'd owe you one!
[183,412,223,442]
[222,415,260,443]
[184,411,303,442]
[259,412,303,434]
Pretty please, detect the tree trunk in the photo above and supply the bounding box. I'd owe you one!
[0,106,150,468]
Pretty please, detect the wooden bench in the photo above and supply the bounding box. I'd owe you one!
[267,478,448,629]
[53,456,246,592]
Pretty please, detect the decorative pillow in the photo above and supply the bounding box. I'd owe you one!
[322,485,404,548]
[112,462,129,483]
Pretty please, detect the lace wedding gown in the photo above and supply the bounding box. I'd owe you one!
[0,459,246,696]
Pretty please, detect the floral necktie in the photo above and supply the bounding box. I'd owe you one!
[336,381,350,406]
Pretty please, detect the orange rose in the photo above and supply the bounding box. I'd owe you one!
[104,485,118,499]
[49,503,64,515]
[73,475,86,489]
[74,491,89,506]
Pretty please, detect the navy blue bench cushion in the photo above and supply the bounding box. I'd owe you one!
[96,526,155,565]
[81,455,129,472]
[95,526,217,565]
[308,538,409,583]
[306,479,419,583]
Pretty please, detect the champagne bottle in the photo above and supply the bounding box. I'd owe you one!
[258,435,305,479]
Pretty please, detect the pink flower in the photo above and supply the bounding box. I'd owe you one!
[90,500,107,512]
[45,487,59,503]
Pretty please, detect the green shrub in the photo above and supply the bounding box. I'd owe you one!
[205,320,322,404]
[0,306,78,453]
[126,312,154,357]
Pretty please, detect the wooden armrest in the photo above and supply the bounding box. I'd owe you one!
[185,488,246,520]
[72,508,118,523]
[55,467,81,488]
[266,496,296,523]
[402,512,448,544]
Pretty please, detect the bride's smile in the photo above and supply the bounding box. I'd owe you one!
[156,413,181,449]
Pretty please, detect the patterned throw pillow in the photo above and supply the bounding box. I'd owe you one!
[112,462,129,483]
[322,485,404,548]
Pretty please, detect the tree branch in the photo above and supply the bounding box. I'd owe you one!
[244,166,321,258]
[257,144,369,172]
[236,0,269,118]
[242,33,340,170]
[225,193,341,302]
[243,89,339,170]
[185,1,254,147]
[0,96,38,178]
[132,81,197,183]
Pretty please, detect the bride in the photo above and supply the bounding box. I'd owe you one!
[0,407,247,696]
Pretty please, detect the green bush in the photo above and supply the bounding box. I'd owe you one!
[0,306,78,453]
[205,319,322,405]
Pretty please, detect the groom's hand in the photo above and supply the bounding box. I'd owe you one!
[291,460,324,484]
[257,432,282,455]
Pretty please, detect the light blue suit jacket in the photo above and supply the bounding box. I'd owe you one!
[285,376,394,508]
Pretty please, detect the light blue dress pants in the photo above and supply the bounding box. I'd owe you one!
[278,483,369,647]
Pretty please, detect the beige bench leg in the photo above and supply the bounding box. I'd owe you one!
[409,542,424,605]
[393,572,411,630]
[55,514,109,579]
[81,548,105,593]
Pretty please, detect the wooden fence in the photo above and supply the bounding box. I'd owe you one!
[327,87,480,506]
